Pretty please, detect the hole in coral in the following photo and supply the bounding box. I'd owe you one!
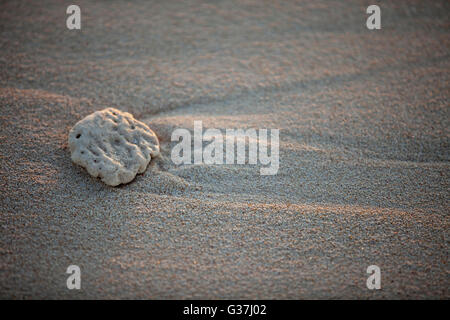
[81,151,85,154]
[76,134,81,139]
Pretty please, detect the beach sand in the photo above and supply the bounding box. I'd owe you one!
[0,0,448,298]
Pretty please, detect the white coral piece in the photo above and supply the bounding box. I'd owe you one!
[68,108,160,186]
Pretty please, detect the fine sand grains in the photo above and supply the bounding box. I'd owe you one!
[0,0,448,299]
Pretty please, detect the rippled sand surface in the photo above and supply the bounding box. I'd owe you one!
[0,1,448,298]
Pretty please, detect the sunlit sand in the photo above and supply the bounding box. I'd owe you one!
[0,1,448,299]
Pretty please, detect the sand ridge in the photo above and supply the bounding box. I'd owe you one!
[0,0,448,299]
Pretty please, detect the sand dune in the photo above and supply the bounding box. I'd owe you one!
[0,0,448,298]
